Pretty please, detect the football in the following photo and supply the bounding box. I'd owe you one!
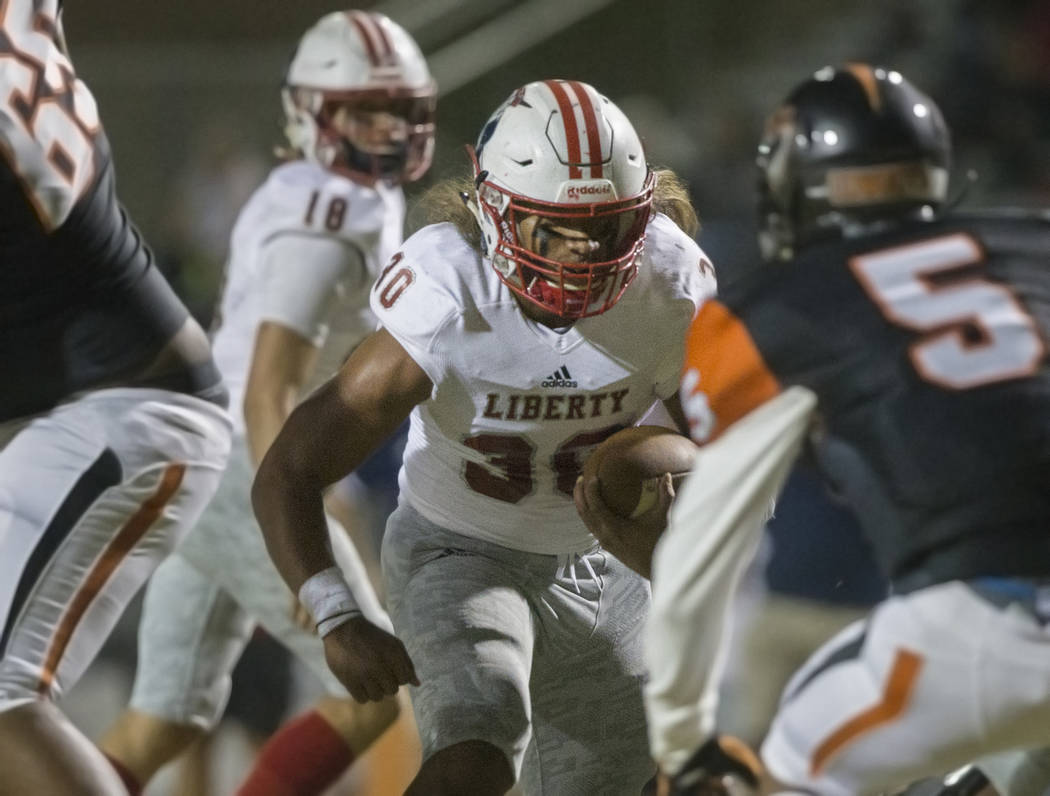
[583,425,698,518]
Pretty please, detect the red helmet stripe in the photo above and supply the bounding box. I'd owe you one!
[366,13,397,63]
[567,80,604,178]
[347,11,383,67]
[545,80,583,179]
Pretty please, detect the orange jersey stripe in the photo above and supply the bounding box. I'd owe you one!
[37,463,186,695]
[681,300,781,443]
[810,648,923,776]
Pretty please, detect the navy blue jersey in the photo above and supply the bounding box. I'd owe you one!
[683,211,1050,587]
[0,6,223,421]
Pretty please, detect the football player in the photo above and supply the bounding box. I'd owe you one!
[97,10,435,796]
[252,79,716,794]
[642,64,1050,795]
[0,2,232,794]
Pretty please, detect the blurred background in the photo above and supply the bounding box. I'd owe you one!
[55,0,1050,792]
[64,0,1050,322]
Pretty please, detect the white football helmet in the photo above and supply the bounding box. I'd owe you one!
[469,79,654,319]
[282,11,436,185]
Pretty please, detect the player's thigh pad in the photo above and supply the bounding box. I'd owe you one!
[762,580,1050,795]
[382,503,535,777]
[0,389,230,710]
[129,551,253,728]
[523,548,654,796]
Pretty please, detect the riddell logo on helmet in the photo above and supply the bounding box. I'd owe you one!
[566,183,612,201]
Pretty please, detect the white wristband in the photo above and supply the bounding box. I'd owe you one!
[298,566,361,638]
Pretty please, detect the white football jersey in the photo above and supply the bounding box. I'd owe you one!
[212,160,405,432]
[371,213,716,554]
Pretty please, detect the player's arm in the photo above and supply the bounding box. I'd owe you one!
[640,298,819,786]
[243,322,320,467]
[572,342,698,576]
[243,323,337,633]
[254,325,430,589]
[645,386,815,781]
[243,233,363,465]
[252,327,431,700]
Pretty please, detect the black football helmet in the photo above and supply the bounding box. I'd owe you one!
[757,64,951,261]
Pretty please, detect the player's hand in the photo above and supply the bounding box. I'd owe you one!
[656,736,763,796]
[322,615,420,702]
[573,472,675,579]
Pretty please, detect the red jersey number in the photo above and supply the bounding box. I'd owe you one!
[375,252,414,309]
[461,424,625,504]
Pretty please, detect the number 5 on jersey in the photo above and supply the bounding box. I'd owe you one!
[850,233,1045,389]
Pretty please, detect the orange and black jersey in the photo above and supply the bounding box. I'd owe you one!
[0,5,224,421]
[682,211,1050,588]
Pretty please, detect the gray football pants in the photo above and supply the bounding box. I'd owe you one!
[382,501,655,795]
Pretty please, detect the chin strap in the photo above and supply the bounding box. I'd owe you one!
[459,188,483,227]
[462,183,516,277]
[460,162,489,248]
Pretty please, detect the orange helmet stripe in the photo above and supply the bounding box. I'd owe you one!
[844,63,882,112]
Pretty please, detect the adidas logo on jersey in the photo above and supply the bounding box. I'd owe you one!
[541,366,577,389]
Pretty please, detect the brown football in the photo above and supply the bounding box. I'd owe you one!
[582,425,698,518]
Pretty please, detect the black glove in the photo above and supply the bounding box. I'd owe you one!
[894,766,991,796]
[659,736,763,795]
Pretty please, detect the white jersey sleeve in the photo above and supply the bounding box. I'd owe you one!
[258,234,365,347]
[645,386,816,776]
[642,213,717,400]
[368,231,461,392]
